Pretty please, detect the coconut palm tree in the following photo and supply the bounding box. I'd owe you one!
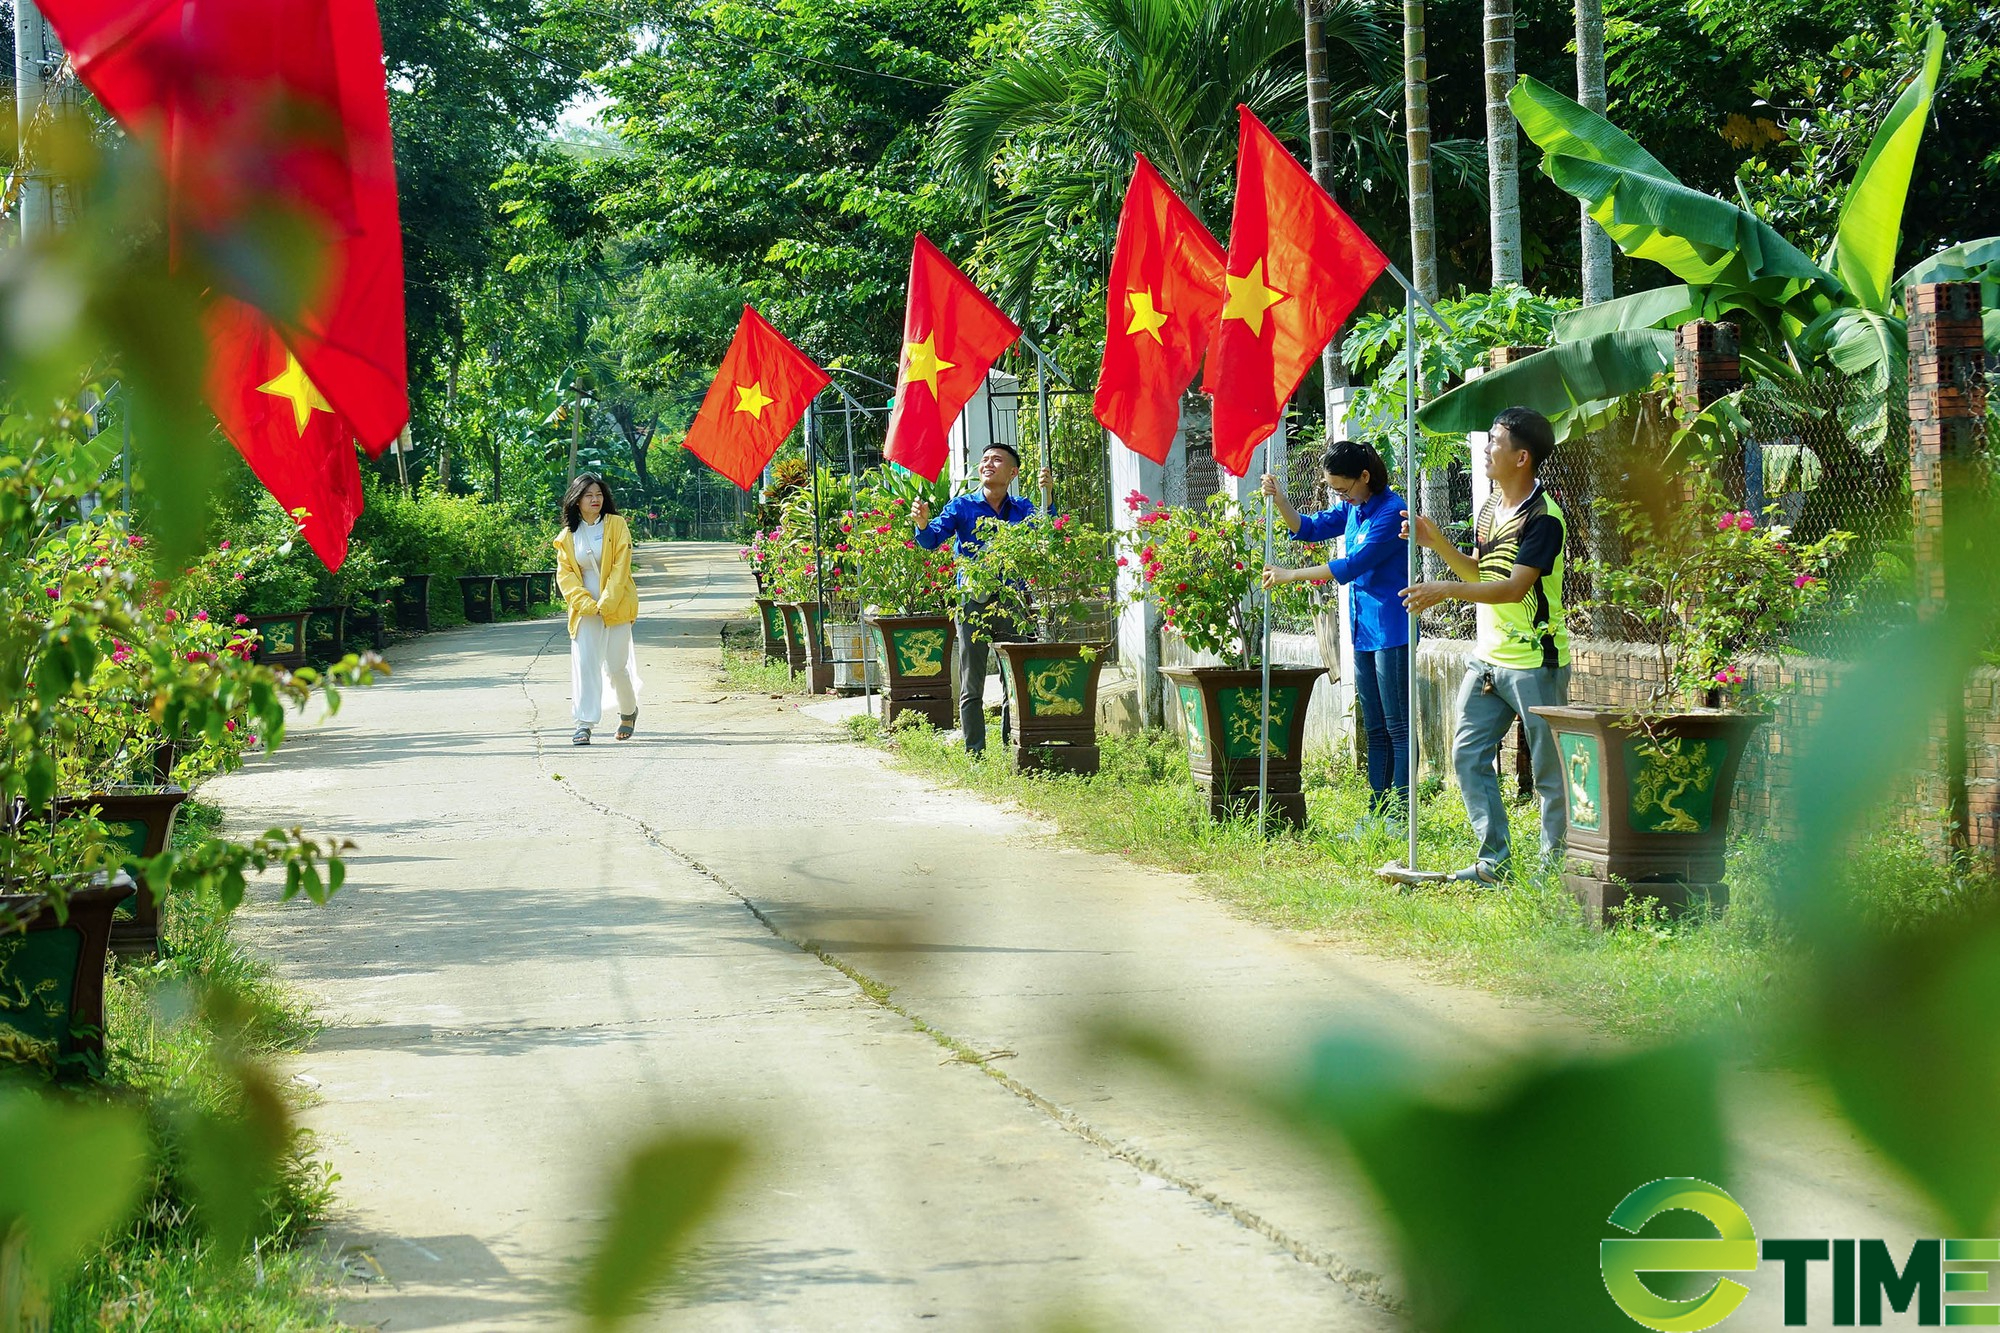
[1484,0,1521,285]
[1403,0,1437,301]
[1575,0,1613,303]
[1305,0,1351,397]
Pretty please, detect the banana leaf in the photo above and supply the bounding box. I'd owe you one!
[1554,284,1699,341]
[1801,306,1907,452]
[1415,329,1675,439]
[1510,77,1839,315]
[1833,25,1944,312]
[1899,235,2000,289]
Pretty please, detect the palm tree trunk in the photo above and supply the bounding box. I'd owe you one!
[1402,0,1437,302]
[1484,0,1521,285]
[1303,0,1352,415]
[1574,0,1614,304]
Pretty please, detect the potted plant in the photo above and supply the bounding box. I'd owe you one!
[847,495,959,727]
[1127,492,1325,825]
[1531,454,1851,920]
[958,511,1121,774]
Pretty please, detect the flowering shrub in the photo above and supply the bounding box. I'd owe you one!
[1,404,378,907]
[842,495,957,615]
[956,511,1119,633]
[1118,492,1308,667]
[1587,476,1852,707]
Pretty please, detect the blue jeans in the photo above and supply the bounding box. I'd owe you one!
[1353,645,1410,814]
[1453,662,1571,871]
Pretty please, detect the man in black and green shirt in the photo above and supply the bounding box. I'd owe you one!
[1403,407,1571,884]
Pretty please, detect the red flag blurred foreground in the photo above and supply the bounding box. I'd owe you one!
[882,235,1020,482]
[682,306,830,491]
[41,0,408,569]
[1203,105,1387,477]
[1093,154,1226,465]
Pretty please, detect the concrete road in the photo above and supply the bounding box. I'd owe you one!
[219,543,1932,1332]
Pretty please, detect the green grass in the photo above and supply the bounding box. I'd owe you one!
[52,798,342,1331]
[719,636,801,695]
[843,714,1987,1046]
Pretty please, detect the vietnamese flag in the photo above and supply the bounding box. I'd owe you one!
[1093,155,1226,465]
[1203,105,1388,477]
[40,0,408,569]
[682,306,830,491]
[882,235,1021,481]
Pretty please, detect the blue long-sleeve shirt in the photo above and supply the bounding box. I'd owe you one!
[914,491,1045,576]
[1293,487,1411,652]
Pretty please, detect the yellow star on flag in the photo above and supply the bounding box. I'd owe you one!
[902,334,956,397]
[733,381,775,419]
[1125,290,1171,343]
[1221,258,1287,337]
[255,350,334,436]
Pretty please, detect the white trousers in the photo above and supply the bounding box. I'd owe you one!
[571,616,640,726]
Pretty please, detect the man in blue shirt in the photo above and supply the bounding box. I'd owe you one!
[913,442,1054,755]
[1259,439,1412,819]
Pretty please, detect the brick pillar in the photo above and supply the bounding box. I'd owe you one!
[1908,282,1987,850]
[1675,321,1746,505]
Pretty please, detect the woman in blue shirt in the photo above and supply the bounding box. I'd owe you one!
[1259,439,1412,819]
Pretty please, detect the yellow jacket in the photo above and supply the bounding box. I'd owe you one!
[554,514,638,635]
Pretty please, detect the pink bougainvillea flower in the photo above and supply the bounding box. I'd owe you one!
[164,608,179,622]
[1124,489,1149,511]
[1186,530,1199,543]
[224,720,237,733]
[45,587,58,599]
[194,610,209,622]
[1735,512,1755,532]
[1176,581,1190,593]
[219,540,231,551]
[1116,557,1129,567]
[1793,573,1816,589]
[1233,562,1244,571]
[1053,513,1072,530]
[234,613,250,625]
[233,572,246,581]
[126,534,143,548]
[185,650,212,663]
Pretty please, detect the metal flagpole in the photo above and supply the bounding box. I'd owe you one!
[808,402,827,615]
[844,391,873,717]
[1019,334,1072,515]
[1258,431,1279,832]
[1402,285,1421,874]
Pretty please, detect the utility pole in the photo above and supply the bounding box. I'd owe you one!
[14,0,56,242]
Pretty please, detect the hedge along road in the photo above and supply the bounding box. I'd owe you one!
[218,542,1928,1331]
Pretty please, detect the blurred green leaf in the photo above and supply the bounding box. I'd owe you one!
[0,1086,148,1281]
[1806,911,2000,1234]
[576,1132,742,1328]
[1282,1038,1727,1333]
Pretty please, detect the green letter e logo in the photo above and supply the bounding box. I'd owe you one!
[1601,1178,1758,1332]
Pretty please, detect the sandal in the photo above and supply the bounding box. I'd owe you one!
[572,726,591,746]
[616,712,637,741]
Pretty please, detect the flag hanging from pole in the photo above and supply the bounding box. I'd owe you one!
[682,306,830,491]
[1204,105,1388,477]
[882,235,1021,482]
[40,0,408,569]
[1093,155,1226,465]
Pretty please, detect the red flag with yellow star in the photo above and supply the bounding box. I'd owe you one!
[1093,155,1226,465]
[205,299,368,564]
[39,0,408,570]
[681,305,831,492]
[882,235,1021,481]
[1203,105,1388,476]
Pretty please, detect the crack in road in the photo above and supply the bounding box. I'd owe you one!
[514,551,1403,1320]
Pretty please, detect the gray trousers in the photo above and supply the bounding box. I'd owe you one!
[1453,661,1571,871]
[956,597,1022,753]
